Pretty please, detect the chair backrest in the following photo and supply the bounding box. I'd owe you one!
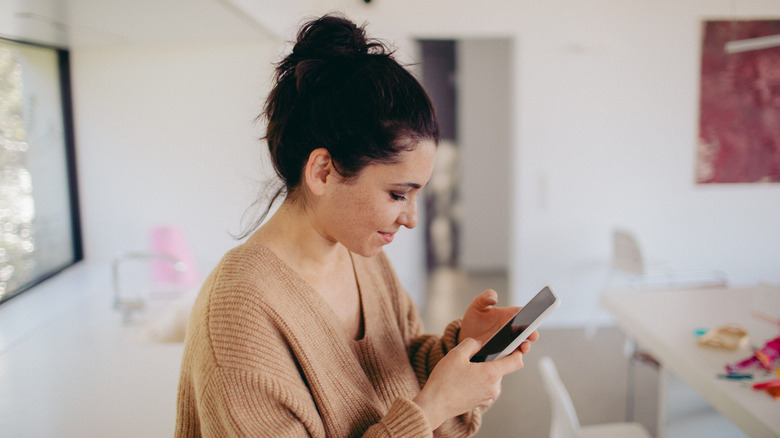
[612,229,644,276]
[538,356,582,438]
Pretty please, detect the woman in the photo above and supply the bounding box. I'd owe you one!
[175,13,537,437]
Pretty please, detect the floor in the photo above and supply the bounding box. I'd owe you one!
[421,269,749,438]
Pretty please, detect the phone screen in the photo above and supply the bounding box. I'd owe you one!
[470,286,557,363]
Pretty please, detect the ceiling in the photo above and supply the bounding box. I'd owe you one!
[0,0,272,48]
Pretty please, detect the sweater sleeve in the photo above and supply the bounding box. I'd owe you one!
[177,248,481,437]
[185,299,480,438]
[193,367,435,438]
[398,292,484,436]
[197,368,319,437]
[375,251,461,379]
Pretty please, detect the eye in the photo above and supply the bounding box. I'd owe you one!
[390,192,407,201]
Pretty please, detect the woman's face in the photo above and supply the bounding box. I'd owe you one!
[315,140,437,258]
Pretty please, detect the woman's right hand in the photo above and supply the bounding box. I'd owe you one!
[411,337,526,430]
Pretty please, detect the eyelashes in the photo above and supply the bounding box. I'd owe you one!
[390,192,407,201]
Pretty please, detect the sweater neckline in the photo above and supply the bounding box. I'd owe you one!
[242,241,369,343]
[228,241,397,425]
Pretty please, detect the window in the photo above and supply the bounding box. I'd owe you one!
[0,38,82,304]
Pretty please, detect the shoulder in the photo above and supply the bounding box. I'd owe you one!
[207,242,304,307]
[192,243,302,370]
[211,242,286,287]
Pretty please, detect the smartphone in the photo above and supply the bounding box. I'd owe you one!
[470,286,560,363]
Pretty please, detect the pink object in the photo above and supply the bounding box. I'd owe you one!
[726,337,780,374]
[150,225,200,287]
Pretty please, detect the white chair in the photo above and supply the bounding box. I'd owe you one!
[585,228,728,357]
[602,228,728,294]
[538,356,651,438]
[584,228,728,420]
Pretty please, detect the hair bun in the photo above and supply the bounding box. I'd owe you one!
[293,14,374,60]
[274,14,389,91]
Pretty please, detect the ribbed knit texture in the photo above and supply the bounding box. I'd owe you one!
[175,242,482,437]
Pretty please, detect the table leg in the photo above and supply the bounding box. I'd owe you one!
[657,365,668,438]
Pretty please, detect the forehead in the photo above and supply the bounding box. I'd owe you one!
[362,140,437,182]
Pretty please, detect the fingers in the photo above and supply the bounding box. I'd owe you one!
[516,331,539,355]
[496,348,525,372]
[458,337,525,374]
[473,289,498,308]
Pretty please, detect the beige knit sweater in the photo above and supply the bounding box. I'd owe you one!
[175,242,482,437]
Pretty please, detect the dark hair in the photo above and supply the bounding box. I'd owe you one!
[237,13,439,238]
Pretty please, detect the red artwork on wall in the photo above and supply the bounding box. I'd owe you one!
[697,20,780,184]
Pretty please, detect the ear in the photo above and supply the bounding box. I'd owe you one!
[303,148,332,197]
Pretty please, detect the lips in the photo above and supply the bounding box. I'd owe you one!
[379,231,395,244]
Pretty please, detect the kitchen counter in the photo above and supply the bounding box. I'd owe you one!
[0,262,189,437]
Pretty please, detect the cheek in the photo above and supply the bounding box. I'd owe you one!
[334,192,379,226]
[331,185,400,231]
[351,200,397,231]
[355,201,388,226]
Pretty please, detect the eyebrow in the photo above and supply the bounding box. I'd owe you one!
[391,182,422,190]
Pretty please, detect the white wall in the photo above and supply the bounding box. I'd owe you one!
[69,37,429,303]
[300,0,780,326]
[69,0,780,326]
[457,38,513,272]
[512,0,780,326]
[71,41,278,275]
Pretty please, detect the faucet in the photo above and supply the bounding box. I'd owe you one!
[112,251,187,323]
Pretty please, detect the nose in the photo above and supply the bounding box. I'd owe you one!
[398,198,418,229]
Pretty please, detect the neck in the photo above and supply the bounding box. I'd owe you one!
[248,200,347,275]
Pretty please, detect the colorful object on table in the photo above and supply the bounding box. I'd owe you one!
[698,325,748,350]
[753,380,780,400]
[752,310,780,327]
[726,337,780,374]
[693,327,709,337]
[718,373,753,380]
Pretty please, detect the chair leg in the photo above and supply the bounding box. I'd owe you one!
[626,350,636,422]
[625,339,660,423]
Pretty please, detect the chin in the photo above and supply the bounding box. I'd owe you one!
[355,249,381,258]
[350,243,384,258]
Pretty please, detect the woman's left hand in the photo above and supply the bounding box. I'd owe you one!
[459,289,539,348]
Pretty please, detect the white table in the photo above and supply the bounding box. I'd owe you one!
[601,285,780,438]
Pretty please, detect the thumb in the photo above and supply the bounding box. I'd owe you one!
[454,337,483,358]
[475,289,498,308]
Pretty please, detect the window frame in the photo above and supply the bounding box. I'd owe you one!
[0,37,83,305]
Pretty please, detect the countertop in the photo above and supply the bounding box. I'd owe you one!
[0,262,189,437]
[601,286,780,438]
